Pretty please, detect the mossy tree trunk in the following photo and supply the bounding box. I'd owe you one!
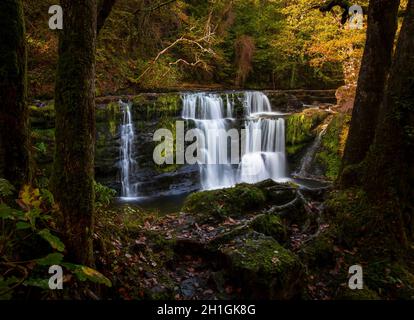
[52,0,97,265]
[362,0,414,245]
[0,0,30,189]
[340,0,400,186]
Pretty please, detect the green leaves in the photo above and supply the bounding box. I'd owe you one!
[63,263,112,287]
[0,203,25,220]
[0,179,15,197]
[38,229,65,252]
[23,278,50,290]
[36,253,64,266]
[16,221,31,230]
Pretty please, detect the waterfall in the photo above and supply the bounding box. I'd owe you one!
[119,101,137,198]
[244,91,272,115]
[182,91,287,190]
[239,117,286,183]
[182,93,236,190]
[295,125,327,178]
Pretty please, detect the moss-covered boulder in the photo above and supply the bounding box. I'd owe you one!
[255,179,297,205]
[250,214,288,243]
[299,232,335,268]
[220,231,304,299]
[183,183,266,223]
[183,180,299,223]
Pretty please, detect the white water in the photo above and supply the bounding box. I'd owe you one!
[182,91,287,190]
[239,117,286,184]
[295,124,327,178]
[182,93,236,189]
[119,101,138,198]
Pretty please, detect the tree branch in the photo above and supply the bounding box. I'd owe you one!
[316,0,367,25]
[136,34,215,82]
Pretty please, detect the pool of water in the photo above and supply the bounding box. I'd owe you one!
[112,176,331,215]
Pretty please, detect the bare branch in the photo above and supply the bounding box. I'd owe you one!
[136,33,216,82]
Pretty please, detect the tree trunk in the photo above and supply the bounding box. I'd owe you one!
[0,0,30,189]
[52,0,97,265]
[340,0,400,186]
[363,0,414,243]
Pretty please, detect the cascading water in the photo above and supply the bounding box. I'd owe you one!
[244,91,274,116]
[182,93,236,190]
[239,117,286,184]
[119,101,137,198]
[182,91,287,190]
[295,124,327,178]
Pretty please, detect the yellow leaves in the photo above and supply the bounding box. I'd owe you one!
[81,266,102,278]
[18,185,42,210]
[62,263,112,287]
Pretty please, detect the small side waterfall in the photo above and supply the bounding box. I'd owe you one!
[119,101,137,198]
[295,125,327,178]
[182,91,287,190]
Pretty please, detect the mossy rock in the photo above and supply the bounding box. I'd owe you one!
[183,183,266,223]
[314,113,350,180]
[285,108,329,157]
[132,93,181,120]
[299,232,335,268]
[220,231,304,299]
[254,179,297,205]
[250,214,287,243]
[335,287,380,300]
[96,101,121,123]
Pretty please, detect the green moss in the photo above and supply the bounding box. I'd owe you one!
[250,214,287,243]
[142,230,176,261]
[153,116,181,173]
[132,94,181,120]
[315,113,350,180]
[285,109,329,157]
[183,183,266,222]
[363,261,414,299]
[221,232,304,299]
[286,143,308,157]
[299,232,335,268]
[96,101,120,122]
[29,104,55,129]
[336,287,381,300]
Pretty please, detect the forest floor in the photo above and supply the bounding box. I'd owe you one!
[94,180,346,300]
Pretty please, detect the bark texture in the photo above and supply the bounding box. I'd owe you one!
[340,0,400,186]
[363,0,414,242]
[0,0,30,189]
[52,0,97,265]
